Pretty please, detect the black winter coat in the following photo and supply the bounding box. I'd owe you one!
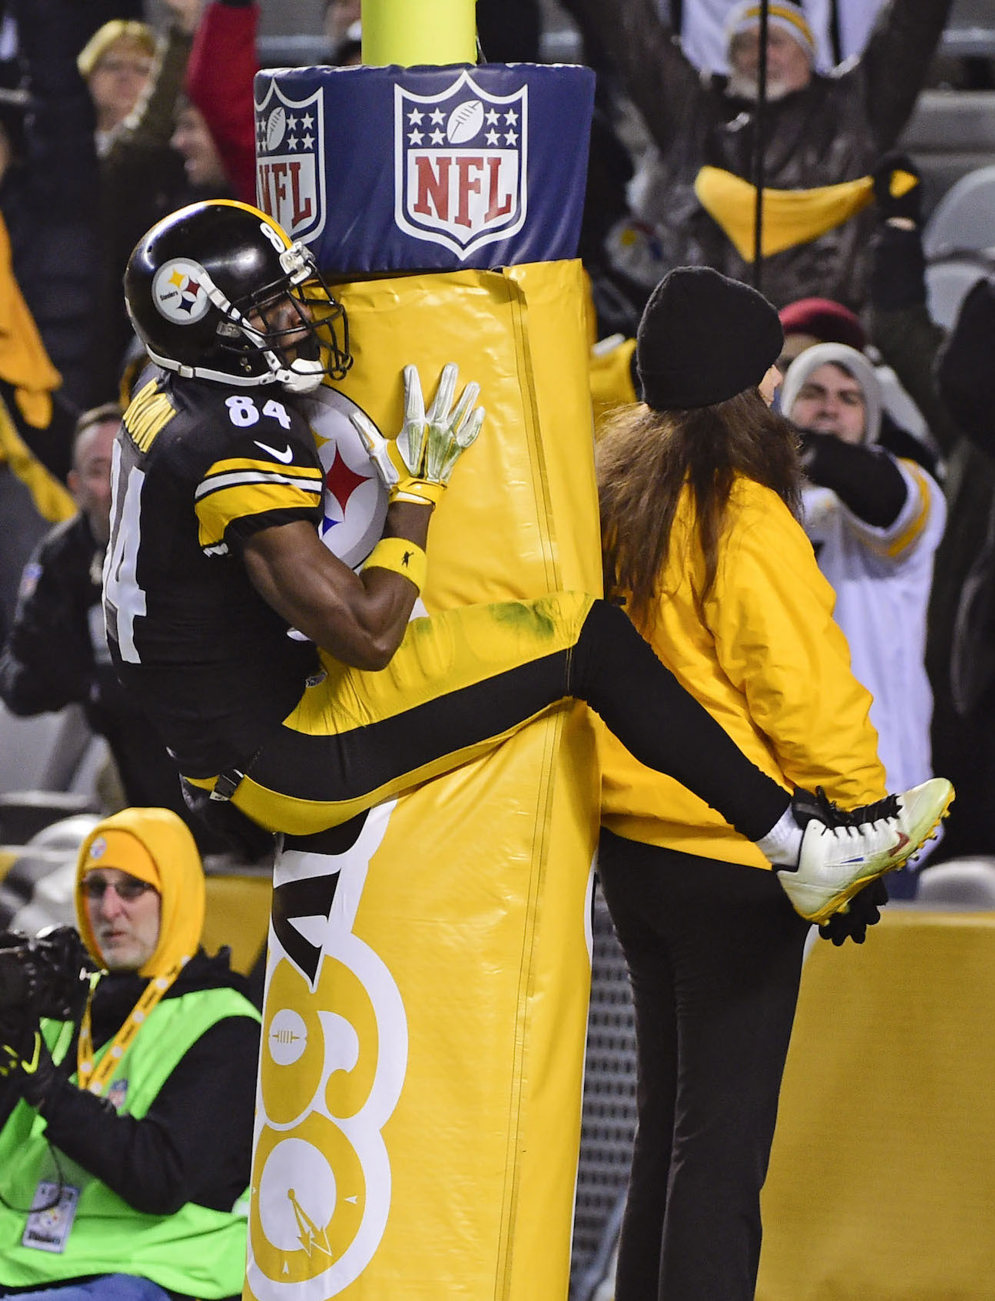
[0,512,192,821]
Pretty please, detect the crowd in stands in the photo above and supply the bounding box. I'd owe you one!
[0,0,990,896]
[0,0,994,1292]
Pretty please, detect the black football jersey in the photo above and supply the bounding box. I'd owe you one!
[104,370,323,776]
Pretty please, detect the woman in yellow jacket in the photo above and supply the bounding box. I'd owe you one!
[595,266,892,1301]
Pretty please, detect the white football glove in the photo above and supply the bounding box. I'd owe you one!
[350,362,484,507]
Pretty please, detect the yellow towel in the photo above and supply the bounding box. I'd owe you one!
[0,212,62,430]
[0,393,75,523]
[693,165,912,262]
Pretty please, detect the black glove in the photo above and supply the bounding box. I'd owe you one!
[818,877,889,946]
[0,1024,61,1111]
[872,153,923,227]
[796,429,908,529]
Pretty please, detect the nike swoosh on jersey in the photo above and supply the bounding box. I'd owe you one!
[254,440,294,463]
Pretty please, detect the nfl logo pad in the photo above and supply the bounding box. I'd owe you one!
[254,63,595,274]
[395,70,527,259]
[255,79,326,244]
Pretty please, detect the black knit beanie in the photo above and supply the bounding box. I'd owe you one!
[636,266,784,410]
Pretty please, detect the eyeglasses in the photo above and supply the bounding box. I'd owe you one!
[94,57,154,78]
[80,876,156,902]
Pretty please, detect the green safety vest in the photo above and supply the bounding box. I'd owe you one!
[0,983,260,1298]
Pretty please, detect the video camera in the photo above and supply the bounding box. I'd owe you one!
[0,927,93,1023]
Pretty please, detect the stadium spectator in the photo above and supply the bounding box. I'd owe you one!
[0,72,77,638]
[183,0,257,204]
[171,99,233,197]
[559,0,953,309]
[674,0,892,74]
[85,0,198,405]
[0,0,100,414]
[594,266,898,1300]
[0,406,222,850]
[0,395,73,646]
[77,18,158,155]
[476,0,541,63]
[323,0,360,62]
[777,290,938,467]
[0,806,260,1301]
[778,294,868,368]
[780,343,946,893]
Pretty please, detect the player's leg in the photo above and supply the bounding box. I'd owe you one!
[218,591,791,841]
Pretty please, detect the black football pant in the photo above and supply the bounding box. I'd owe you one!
[192,595,791,843]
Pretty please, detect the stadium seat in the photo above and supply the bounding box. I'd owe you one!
[923,164,995,262]
[0,791,100,845]
[0,702,107,842]
[0,704,81,794]
[924,255,992,330]
[914,855,995,908]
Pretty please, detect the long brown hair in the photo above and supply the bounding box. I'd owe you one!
[597,389,802,627]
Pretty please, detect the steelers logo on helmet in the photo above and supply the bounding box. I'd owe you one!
[152,258,213,325]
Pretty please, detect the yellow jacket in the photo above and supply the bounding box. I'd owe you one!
[598,476,886,868]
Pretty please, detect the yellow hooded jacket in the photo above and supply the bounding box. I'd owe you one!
[598,476,886,867]
[75,807,205,977]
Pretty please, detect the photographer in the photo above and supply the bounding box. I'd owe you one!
[0,808,260,1301]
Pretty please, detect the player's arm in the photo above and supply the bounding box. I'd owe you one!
[798,431,907,527]
[242,502,431,671]
[243,362,483,670]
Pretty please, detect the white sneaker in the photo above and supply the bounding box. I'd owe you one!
[777,778,955,924]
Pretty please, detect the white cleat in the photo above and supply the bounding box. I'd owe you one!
[777,778,955,925]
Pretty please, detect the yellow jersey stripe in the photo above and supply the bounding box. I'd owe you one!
[196,479,322,548]
[884,460,931,560]
[201,456,324,483]
[124,379,176,452]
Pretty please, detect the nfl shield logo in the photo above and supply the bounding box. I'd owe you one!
[394,70,528,260]
[255,79,326,243]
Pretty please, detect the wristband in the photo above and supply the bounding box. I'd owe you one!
[363,537,427,592]
[391,480,446,508]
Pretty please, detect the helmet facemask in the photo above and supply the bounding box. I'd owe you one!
[218,242,351,393]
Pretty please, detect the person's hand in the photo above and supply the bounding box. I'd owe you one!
[351,363,485,508]
[818,877,889,946]
[872,153,923,228]
[0,1023,59,1109]
[163,0,204,36]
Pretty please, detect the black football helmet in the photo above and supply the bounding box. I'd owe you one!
[124,199,351,393]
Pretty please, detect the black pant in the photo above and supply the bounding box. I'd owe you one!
[598,830,811,1301]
